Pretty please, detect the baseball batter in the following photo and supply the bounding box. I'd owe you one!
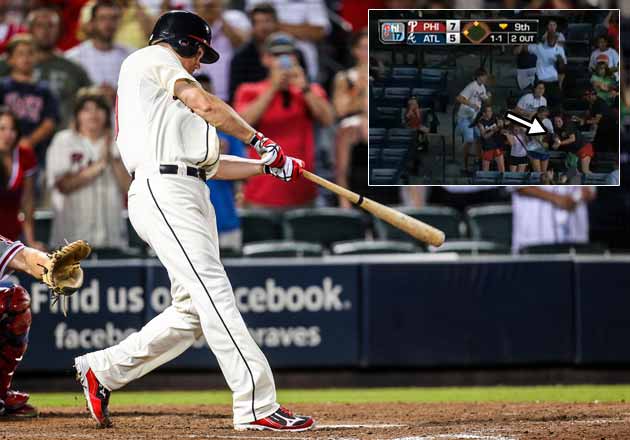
[73,10,313,432]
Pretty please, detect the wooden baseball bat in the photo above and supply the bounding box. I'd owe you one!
[301,170,445,247]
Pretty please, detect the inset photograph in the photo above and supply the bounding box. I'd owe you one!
[369,9,620,185]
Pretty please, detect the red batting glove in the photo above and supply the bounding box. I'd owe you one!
[250,132,285,168]
[264,156,304,182]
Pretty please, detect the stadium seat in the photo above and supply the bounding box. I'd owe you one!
[374,205,463,242]
[410,87,438,108]
[370,168,399,185]
[283,208,366,248]
[387,128,415,143]
[369,148,382,168]
[242,241,323,258]
[472,171,500,184]
[501,172,541,185]
[582,173,610,185]
[374,106,401,128]
[384,87,411,101]
[567,23,592,42]
[429,240,510,255]
[392,66,419,77]
[90,247,144,259]
[381,148,408,168]
[420,68,447,88]
[369,128,386,146]
[465,204,513,247]
[371,87,384,99]
[331,240,420,255]
[519,242,607,255]
[238,209,283,244]
[34,209,53,247]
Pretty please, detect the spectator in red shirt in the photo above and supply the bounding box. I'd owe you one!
[0,109,44,250]
[234,32,333,209]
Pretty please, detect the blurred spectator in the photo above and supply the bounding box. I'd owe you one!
[339,0,384,32]
[18,7,91,128]
[0,0,26,53]
[32,0,89,51]
[590,58,618,105]
[192,0,251,101]
[515,39,537,90]
[229,2,279,102]
[0,108,43,250]
[234,32,333,209]
[579,86,617,155]
[66,0,130,105]
[114,0,155,49]
[455,67,490,172]
[476,105,506,173]
[246,0,330,80]
[602,10,619,51]
[516,81,547,119]
[332,28,368,121]
[541,18,565,46]
[511,186,595,253]
[515,33,566,108]
[589,35,619,81]
[0,35,59,164]
[46,88,129,248]
[196,73,245,252]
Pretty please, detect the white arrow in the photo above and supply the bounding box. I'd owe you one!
[505,111,548,135]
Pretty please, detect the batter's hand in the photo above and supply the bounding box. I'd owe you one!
[264,156,304,182]
[250,132,285,168]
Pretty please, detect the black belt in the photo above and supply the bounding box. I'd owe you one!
[131,165,206,181]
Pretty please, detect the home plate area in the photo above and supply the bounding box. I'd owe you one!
[2,402,630,440]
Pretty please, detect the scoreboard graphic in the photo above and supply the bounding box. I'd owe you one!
[379,19,539,45]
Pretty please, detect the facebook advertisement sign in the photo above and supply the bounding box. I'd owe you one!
[10,260,360,371]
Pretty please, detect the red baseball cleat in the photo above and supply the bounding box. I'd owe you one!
[74,356,112,428]
[234,406,315,432]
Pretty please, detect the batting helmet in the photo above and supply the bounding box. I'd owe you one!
[149,10,220,64]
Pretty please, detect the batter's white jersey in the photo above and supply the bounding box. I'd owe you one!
[116,45,220,176]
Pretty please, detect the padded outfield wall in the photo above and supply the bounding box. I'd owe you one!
[7,255,630,371]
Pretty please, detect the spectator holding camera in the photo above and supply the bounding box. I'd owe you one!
[476,104,505,173]
[46,88,129,248]
[234,32,333,209]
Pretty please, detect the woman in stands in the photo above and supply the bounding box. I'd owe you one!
[525,106,552,173]
[45,87,130,248]
[332,29,368,122]
[503,124,528,173]
[476,105,505,173]
[551,111,594,174]
[0,108,44,250]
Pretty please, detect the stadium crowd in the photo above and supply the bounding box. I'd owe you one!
[0,0,627,256]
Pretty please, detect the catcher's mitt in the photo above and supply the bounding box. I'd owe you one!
[41,240,91,316]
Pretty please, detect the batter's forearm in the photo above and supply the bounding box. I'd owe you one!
[213,154,264,180]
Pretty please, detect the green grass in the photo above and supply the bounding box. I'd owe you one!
[31,385,630,408]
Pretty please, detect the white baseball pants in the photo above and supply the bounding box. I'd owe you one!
[83,171,278,424]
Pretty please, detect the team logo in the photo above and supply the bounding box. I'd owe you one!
[380,22,405,42]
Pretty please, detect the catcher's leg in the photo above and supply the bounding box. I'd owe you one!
[0,285,37,418]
